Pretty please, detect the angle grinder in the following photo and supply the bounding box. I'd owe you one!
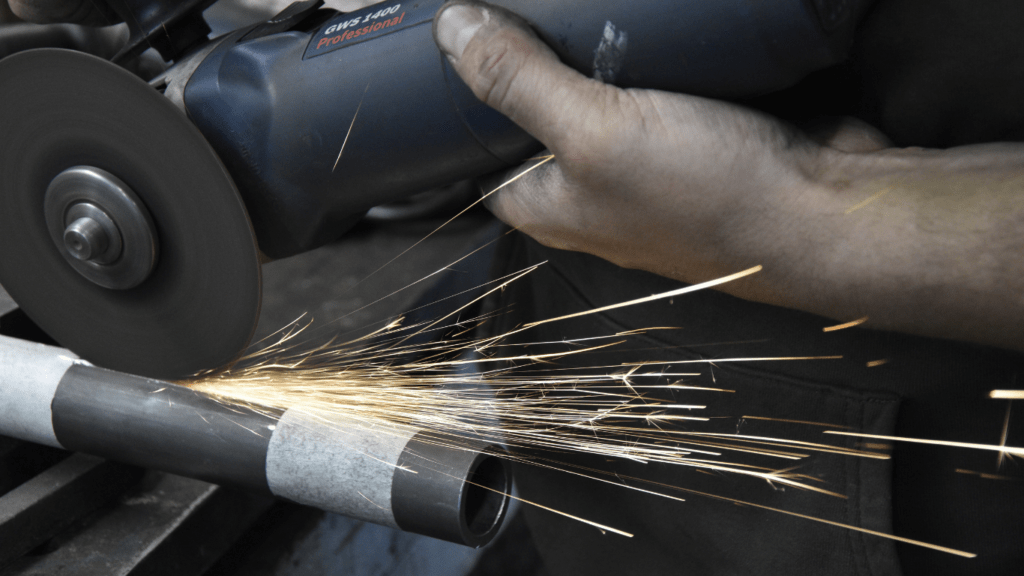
[0,0,870,379]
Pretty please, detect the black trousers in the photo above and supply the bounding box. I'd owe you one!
[486,231,1024,576]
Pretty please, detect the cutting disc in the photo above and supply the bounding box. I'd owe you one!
[0,48,261,380]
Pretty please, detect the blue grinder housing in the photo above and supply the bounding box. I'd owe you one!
[182,0,870,259]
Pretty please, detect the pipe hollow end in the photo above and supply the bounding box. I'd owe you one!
[463,453,509,538]
[392,437,512,548]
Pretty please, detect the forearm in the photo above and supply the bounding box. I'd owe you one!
[431,0,1024,351]
[690,140,1024,350]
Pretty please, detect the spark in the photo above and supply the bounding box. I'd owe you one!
[866,359,888,367]
[183,264,872,489]
[177,258,977,557]
[333,82,371,172]
[997,401,1012,469]
[676,432,889,460]
[422,460,634,537]
[955,469,1022,481]
[844,186,891,214]
[677,486,974,558]
[181,312,980,557]
[855,442,892,451]
[357,155,556,284]
[356,490,388,511]
[824,431,1024,457]
[218,414,267,438]
[822,316,868,332]
[740,416,853,430]
[625,356,843,365]
[520,266,762,330]
[520,454,974,557]
[182,308,900,539]
[192,409,211,425]
[990,390,1024,399]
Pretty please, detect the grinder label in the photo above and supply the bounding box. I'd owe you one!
[304,1,439,60]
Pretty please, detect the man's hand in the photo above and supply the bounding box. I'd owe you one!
[433,0,1024,351]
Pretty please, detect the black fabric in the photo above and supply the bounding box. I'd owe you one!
[485,1,1024,574]
[489,236,1023,576]
[748,0,1024,148]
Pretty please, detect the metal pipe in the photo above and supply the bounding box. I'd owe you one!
[0,334,510,547]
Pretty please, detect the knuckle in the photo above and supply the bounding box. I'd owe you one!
[469,32,529,112]
[486,162,586,252]
[551,86,640,174]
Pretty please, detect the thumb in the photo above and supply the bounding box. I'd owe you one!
[432,0,611,157]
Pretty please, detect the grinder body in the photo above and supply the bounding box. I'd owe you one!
[0,0,871,378]
[175,0,869,258]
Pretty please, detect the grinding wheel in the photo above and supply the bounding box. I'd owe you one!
[0,48,261,380]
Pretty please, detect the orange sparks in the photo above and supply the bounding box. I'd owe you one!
[822,316,868,332]
[521,266,763,330]
[824,431,1024,457]
[181,234,986,559]
[955,469,1022,481]
[856,442,893,451]
[844,187,891,214]
[990,390,1024,399]
[741,416,853,429]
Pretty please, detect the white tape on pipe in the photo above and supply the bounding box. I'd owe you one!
[265,409,418,528]
[0,334,78,447]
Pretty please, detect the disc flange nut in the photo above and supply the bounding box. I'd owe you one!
[63,202,123,264]
[44,166,159,290]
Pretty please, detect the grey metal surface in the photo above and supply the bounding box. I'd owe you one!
[0,454,143,570]
[52,366,278,494]
[391,436,510,547]
[0,286,16,322]
[2,472,273,576]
